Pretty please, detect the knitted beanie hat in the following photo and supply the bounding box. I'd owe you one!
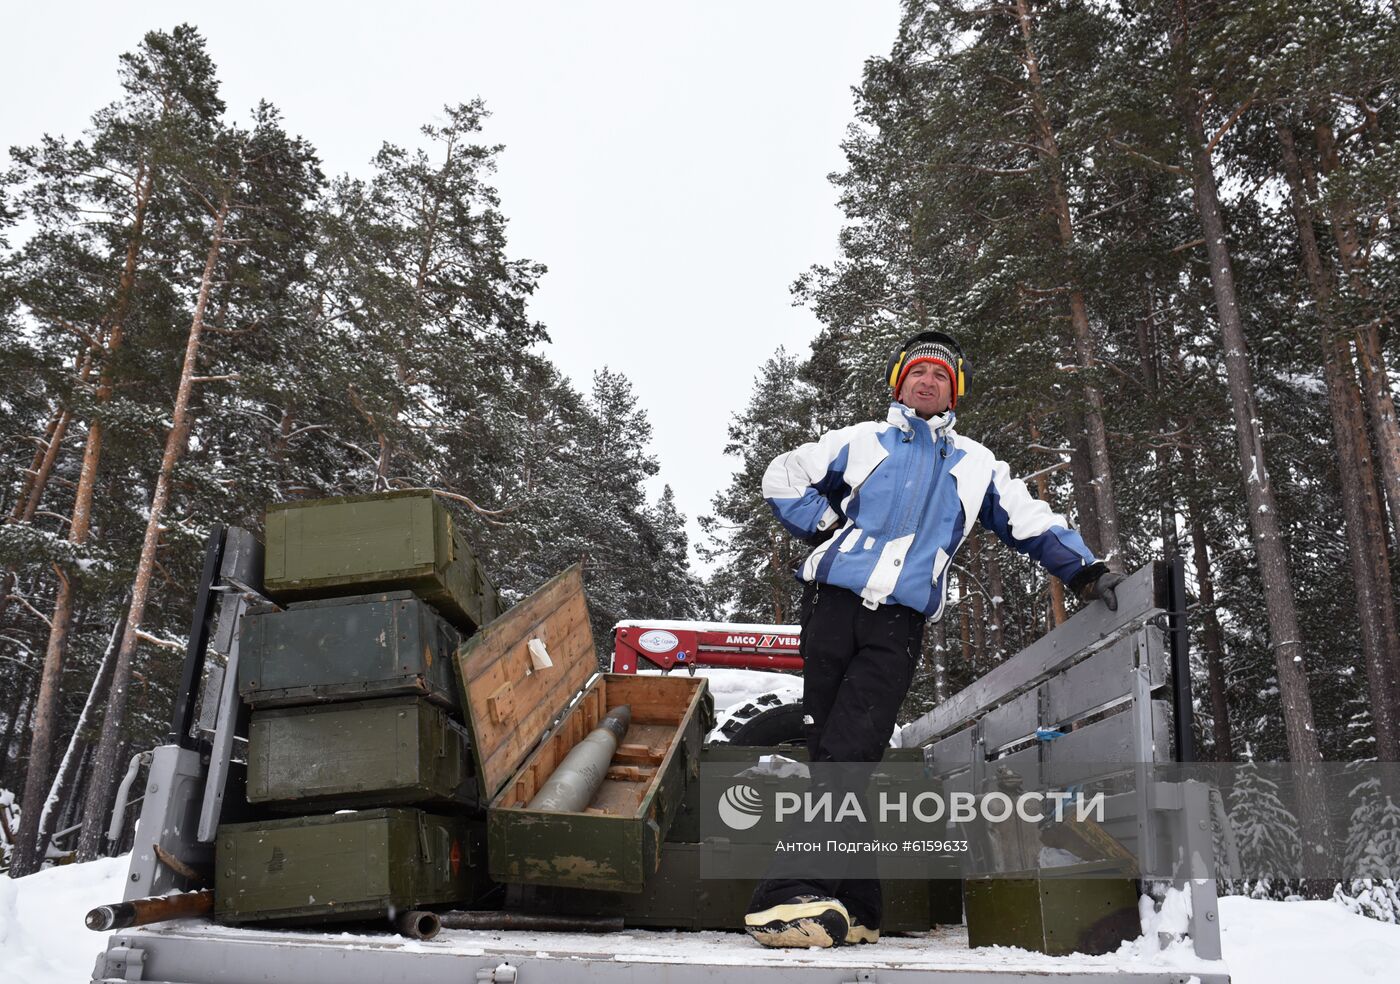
[894,337,961,408]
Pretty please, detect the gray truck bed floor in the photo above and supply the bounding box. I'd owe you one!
[95,919,1228,984]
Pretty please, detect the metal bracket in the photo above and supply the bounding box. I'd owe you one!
[195,662,226,740]
[969,719,986,795]
[418,809,433,862]
[1149,782,1185,812]
[197,527,268,843]
[1181,781,1223,961]
[1130,656,1156,876]
[95,943,146,981]
[107,750,154,844]
[475,963,517,983]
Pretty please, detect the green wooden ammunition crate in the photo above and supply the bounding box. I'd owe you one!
[238,591,462,710]
[485,670,709,893]
[215,808,488,925]
[508,841,938,932]
[246,696,478,811]
[453,566,712,894]
[963,867,1140,955]
[264,490,500,631]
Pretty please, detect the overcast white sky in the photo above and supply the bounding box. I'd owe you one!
[2,1,902,574]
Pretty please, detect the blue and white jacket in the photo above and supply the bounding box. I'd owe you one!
[763,403,1099,619]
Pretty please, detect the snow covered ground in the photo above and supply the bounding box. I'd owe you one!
[3,854,1399,983]
[0,854,127,984]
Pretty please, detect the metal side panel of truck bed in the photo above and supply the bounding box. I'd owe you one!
[93,921,1228,984]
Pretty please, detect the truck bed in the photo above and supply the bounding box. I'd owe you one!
[94,919,1228,984]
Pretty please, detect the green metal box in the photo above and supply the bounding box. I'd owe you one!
[214,808,488,926]
[238,591,462,710]
[246,696,478,811]
[263,490,500,631]
[963,868,1140,955]
[452,566,712,894]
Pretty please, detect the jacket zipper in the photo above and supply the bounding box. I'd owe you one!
[895,420,943,536]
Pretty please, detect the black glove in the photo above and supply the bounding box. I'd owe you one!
[1072,565,1125,612]
[802,525,837,548]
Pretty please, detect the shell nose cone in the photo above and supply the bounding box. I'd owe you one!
[602,704,631,740]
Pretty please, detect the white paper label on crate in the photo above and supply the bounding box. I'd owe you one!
[527,637,554,670]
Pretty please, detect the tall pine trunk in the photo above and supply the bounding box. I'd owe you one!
[78,195,229,860]
[959,575,972,676]
[1174,56,1323,771]
[967,534,987,670]
[1061,405,1105,555]
[10,410,64,517]
[7,573,77,876]
[33,612,122,863]
[1135,290,1179,557]
[1314,120,1400,542]
[0,688,35,790]
[1182,468,1234,761]
[1159,295,1233,760]
[1028,420,1068,628]
[1277,119,1400,760]
[768,529,788,625]
[1013,0,1123,565]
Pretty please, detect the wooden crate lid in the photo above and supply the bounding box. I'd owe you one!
[454,564,596,800]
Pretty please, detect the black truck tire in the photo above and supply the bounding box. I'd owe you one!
[715,698,806,746]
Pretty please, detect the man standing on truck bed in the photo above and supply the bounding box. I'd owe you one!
[742,330,1122,948]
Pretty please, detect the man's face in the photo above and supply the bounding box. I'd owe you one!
[899,361,953,418]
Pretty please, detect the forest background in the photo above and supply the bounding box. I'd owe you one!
[0,0,1397,903]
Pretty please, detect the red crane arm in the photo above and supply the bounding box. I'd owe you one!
[611,623,802,673]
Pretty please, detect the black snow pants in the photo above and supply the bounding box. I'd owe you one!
[748,581,925,929]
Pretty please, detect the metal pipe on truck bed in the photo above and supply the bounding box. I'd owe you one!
[86,889,214,931]
[393,910,441,940]
[437,911,625,933]
[526,705,631,813]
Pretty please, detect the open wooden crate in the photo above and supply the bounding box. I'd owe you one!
[454,565,712,893]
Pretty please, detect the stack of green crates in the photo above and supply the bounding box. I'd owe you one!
[214,490,502,926]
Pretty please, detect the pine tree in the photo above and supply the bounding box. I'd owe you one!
[77,101,323,860]
[1224,752,1303,896]
[315,101,546,496]
[700,350,826,624]
[7,25,226,875]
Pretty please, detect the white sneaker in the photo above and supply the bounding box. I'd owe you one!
[844,916,880,944]
[744,896,850,948]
